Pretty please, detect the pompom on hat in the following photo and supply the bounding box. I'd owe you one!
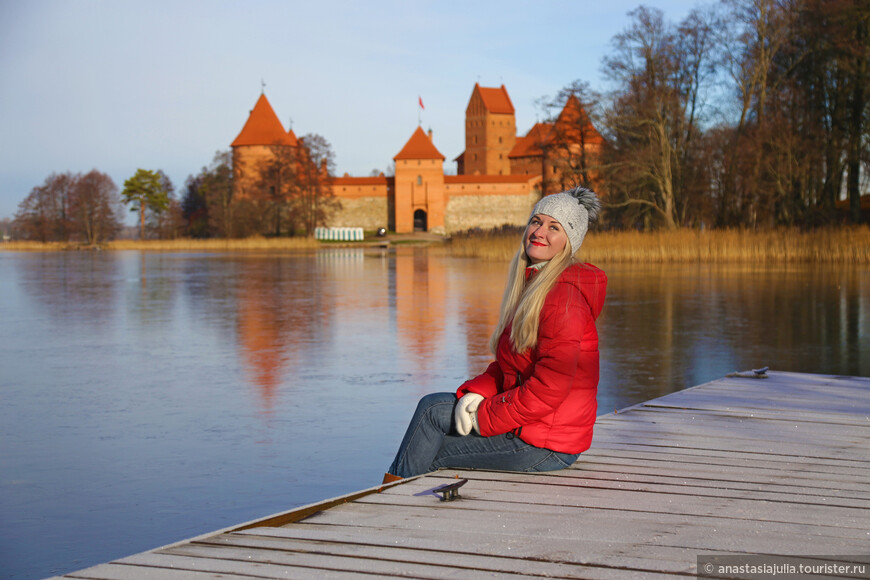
[530,186,601,253]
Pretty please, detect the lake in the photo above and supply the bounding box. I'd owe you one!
[0,248,867,579]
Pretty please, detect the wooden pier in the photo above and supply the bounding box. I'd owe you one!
[53,371,870,579]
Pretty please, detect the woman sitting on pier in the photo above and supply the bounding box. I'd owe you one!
[384,186,607,482]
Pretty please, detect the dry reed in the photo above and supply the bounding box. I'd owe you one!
[0,241,80,252]
[3,228,868,262]
[447,226,870,263]
[0,237,320,252]
[108,237,319,251]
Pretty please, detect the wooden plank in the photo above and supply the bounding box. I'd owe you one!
[379,468,870,508]
[578,449,870,477]
[205,528,704,575]
[245,518,870,556]
[562,459,870,494]
[402,468,870,509]
[588,438,870,464]
[576,452,868,481]
[223,525,702,568]
[586,442,868,466]
[596,411,870,441]
[302,488,870,540]
[163,537,688,579]
[359,479,868,530]
[282,500,868,553]
[553,464,870,499]
[146,545,577,580]
[600,404,870,427]
[60,562,263,579]
[588,428,870,460]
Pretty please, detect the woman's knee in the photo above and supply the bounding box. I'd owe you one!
[416,392,457,411]
[413,392,456,432]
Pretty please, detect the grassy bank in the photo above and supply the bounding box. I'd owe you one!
[446,226,870,263]
[3,227,868,262]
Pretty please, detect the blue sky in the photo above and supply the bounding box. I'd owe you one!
[0,0,703,223]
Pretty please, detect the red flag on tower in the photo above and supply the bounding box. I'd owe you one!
[418,96,425,110]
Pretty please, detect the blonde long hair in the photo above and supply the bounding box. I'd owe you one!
[489,238,576,354]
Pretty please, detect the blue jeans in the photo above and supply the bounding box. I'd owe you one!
[387,392,580,478]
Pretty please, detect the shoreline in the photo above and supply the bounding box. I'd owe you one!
[1,226,868,263]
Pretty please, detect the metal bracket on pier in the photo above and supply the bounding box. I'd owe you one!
[432,479,467,501]
[726,366,769,379]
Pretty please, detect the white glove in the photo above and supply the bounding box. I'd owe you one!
[454,393,484,436]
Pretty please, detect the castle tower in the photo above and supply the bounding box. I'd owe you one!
[230,93,298,199]
[393,127,445,233]
[462,84,516,176]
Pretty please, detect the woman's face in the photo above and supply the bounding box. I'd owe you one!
[524,214,568,264]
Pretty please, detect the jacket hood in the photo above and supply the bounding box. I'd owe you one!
[558,262,607,320]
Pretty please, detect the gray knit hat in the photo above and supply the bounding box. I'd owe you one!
[530,186,601,253]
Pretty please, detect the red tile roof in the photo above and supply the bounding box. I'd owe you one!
[231,94,297,147]
[509,122,554,158]
[508,95,605,158]
[476,83,515,115]
[555,94,604,145]
[394,127,445,160]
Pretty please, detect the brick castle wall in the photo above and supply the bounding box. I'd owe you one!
[329,196,389,230]
[444,191,539,233]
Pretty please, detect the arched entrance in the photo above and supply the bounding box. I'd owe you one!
[413,209,427,232]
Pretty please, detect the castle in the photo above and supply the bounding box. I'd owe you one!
[231,83,603,234]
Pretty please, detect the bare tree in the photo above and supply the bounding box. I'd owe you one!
[297,133,341,235]
[713,0,797,226]
[200,151,235,237]
[601,6,721,229]
[541,81,605,192]
[794,0,869,223]
[12,172,77,241]
[602,7,685,229]
[254,144,300,236]
[70,170,122,245]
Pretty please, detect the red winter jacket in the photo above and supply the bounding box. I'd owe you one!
[456,262,607,454]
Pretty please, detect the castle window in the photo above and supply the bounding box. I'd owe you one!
[498,137,502,143]
[417,175,422,186]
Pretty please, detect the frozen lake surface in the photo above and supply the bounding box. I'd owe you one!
[1,248,867,579]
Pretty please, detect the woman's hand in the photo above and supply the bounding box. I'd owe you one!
[454,393,484,436]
